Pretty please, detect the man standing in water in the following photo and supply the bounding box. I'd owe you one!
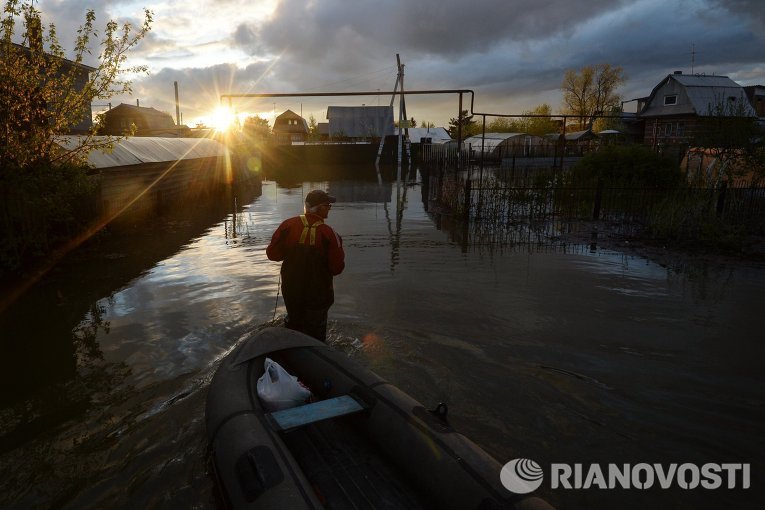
[266,189,345,342]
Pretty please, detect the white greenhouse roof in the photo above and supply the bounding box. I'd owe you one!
[56,136,227,169]
[394,127,452,143]
[463,132,528,151]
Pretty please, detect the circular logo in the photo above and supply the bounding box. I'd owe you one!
[500,458,544,494]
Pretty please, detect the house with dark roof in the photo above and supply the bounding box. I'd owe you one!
[272,110,309,144]
[98,103,190,137]
[637,71,756,149]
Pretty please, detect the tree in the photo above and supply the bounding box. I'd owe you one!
[242,115,270,139]
[420,120,436,128]
[519,104,559,136]
[448,109,479,138]
[307,113,317,135]
[1,0,153,171]
[0,1,152,275]
[487,117,521,133]
[561,63,625,130]
[692,96,765,185]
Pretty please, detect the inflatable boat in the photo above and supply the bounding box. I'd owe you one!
[205,327,553,509]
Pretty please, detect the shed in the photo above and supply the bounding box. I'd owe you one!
[55,136,235,220]
[55,135,226,168]
[326,106,394,139]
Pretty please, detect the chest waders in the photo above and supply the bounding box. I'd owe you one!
[281,215,334,309]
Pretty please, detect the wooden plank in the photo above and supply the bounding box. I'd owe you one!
[267,395,364,431]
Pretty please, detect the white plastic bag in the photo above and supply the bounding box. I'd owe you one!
[256,358,312,411]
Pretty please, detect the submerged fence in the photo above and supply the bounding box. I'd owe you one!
[423,165,765,245]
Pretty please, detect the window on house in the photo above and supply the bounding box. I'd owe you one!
[676,122,685,137]
[664,95,678,106]
[664,123,673,136]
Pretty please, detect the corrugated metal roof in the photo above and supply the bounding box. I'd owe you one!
[326,106,394,137]
[641,74,756,117]
[56,136,227,169]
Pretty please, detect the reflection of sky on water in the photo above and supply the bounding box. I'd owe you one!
[5,176,763,510]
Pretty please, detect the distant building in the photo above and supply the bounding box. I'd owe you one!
[394,127,452,144]
[6,42,96,134]
[743,85,765,117]
[326,106,394,139]
[272,110,309,144]
[637,71,756,148]
[98,103,190,137]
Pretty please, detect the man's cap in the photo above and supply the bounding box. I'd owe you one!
[305,189,337,207]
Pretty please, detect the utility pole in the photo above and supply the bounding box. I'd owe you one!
[375,60,402,167]
[397,54,404,171]
[174,81,181,126]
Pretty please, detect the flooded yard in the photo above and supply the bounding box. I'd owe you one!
[0,168,763,509]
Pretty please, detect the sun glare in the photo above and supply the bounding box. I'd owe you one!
[210,106,236,132]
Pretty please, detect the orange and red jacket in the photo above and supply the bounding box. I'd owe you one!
[266,213,344,308]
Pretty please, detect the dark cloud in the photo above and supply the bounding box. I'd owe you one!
[32,0,765,125]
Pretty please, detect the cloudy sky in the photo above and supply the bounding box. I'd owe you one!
[28,0,765,128]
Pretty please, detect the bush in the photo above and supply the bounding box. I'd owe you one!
[572,145,684,188]
[0,161,97,277]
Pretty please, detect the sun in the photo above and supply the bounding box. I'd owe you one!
[210,106,236,132]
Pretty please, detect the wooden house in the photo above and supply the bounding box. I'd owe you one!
[272,110,309,144]
[98,103,190,137]
[638,71,756,149]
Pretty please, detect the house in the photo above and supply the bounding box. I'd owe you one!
[98,103,190,137]
[743,85,765,117]
[272,110,309,144]
[637,71,756,148]
[6,42,96,134]
[326,106,394,140]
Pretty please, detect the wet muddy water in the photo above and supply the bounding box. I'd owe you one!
[0,171,763,509]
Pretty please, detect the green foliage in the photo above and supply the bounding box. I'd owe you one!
[1,160,97,275]
[448,109,479,138]
[1,0,152,169]
[0,1,152,276]
[693,97,765,184]
[572,145,684,188]
[485,104,559,136]
[243,114,271,138]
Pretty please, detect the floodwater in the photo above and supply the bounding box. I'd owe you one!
[0,167,763,510]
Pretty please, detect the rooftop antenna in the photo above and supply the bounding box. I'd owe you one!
[690,43,697,74]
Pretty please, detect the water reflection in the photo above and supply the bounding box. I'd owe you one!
[0,168,763,510]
